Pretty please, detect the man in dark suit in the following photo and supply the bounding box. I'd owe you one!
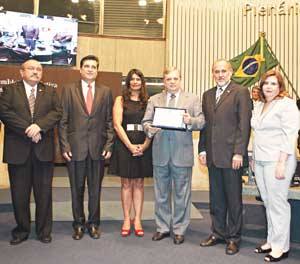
[0,59,62,245]
[59,55,114,240]
[198,59,252,255]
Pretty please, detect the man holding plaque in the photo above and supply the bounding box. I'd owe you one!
[142,67,205,245]
[198,59,252,255]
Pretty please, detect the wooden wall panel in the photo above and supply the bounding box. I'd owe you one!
[115,38,165,77]
[77,36,165,77]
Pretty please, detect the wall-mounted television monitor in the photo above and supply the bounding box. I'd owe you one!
[0,11,78,66]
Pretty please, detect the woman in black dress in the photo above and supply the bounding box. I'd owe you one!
[109,69,152,237]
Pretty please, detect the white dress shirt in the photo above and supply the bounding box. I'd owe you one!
[215,81,230,101]
[23,80,37,99]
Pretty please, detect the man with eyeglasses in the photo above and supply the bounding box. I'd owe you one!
[59,55,114,240]
[142,67,205,245]
[0,59,62,245]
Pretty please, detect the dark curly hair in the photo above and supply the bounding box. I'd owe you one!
[123,69,148,106]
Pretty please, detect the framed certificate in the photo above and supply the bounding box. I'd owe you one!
[152,107,187,131]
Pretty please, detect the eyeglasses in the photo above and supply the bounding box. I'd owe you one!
[23,66,42,72]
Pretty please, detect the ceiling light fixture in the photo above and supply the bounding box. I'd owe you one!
[80,14,87,21]
[138,0,147,7]
[71,0,79,3]
[156,17,164,24]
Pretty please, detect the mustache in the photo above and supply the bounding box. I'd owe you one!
[30,73,39,77]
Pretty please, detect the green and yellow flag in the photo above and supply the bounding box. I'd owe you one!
[229,34,278,87]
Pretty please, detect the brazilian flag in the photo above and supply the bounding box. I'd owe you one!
[229,36,278,87]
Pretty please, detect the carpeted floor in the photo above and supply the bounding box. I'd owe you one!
[0,212,300,264]
[0,185,202,221]
[0,171,300,264]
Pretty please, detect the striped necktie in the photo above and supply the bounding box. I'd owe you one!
[28,87,35,117]
[216,87,224,103]
[168,93,176,108]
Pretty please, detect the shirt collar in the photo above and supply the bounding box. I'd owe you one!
[167,90,180,97]
[81,80,95,89]
[23,80,38,90]
[217,81,231,91]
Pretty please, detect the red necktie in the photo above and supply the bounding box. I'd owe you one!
[86,84,93,114]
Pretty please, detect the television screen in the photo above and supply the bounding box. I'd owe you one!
[0,11,78,66]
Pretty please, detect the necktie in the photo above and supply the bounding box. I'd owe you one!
[28,87,35,117]
[216,87,223,103]
[168,93,176,108]
[86,83,93,114]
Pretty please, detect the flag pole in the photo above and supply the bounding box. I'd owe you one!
[262,32,299,99]
[259,31,265,58]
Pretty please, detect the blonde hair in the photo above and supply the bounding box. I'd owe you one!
[163,67,181,79]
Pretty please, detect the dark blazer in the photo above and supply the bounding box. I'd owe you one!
[0,81,62,164]
[59,81,114,161]
[198,81,252,168]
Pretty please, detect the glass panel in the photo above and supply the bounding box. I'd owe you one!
[39,0,100,34]
[0,0,34,13]
[104,0,164,38]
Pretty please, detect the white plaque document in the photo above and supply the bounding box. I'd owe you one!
[152,107,187,131]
